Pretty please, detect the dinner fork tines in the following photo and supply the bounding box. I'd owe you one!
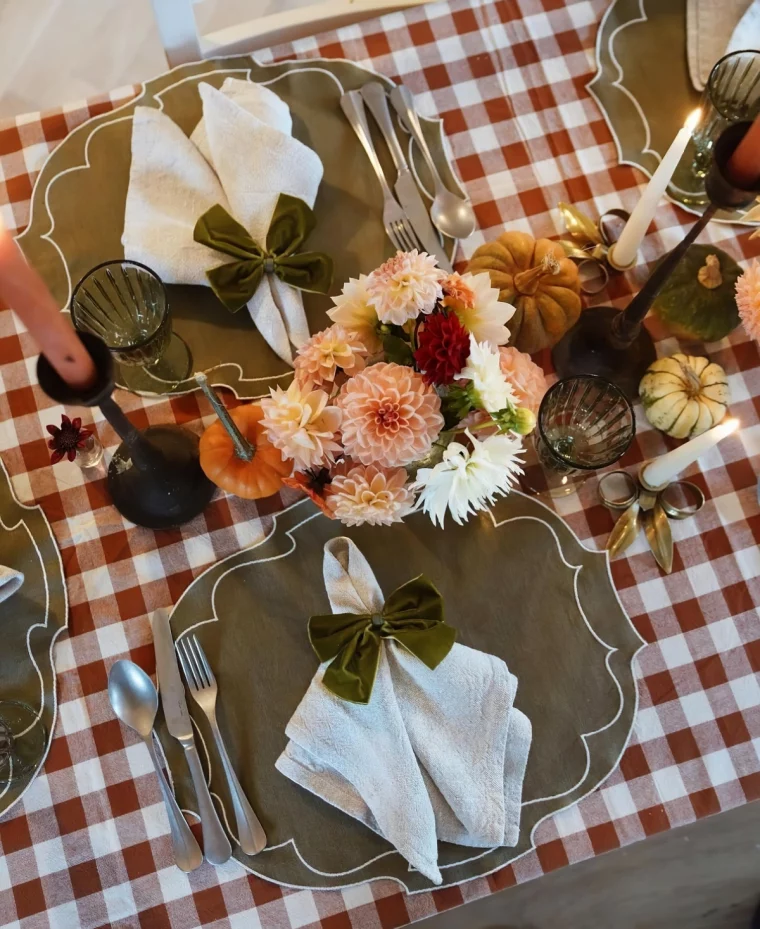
[340,90,421,253]
[177,634,267,856]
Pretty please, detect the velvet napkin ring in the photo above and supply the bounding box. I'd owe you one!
[309,575,457,704]
[193,193,333,312]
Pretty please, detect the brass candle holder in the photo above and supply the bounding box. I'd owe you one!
[598,466,705,574]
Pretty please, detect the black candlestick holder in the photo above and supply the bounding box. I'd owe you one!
[552,122,760,398]
[37,332,215,529]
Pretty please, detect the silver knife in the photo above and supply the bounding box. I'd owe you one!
[152,609,232,865]
[361,82,452,271]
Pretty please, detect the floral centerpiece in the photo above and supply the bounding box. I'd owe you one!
[257,250,547,527]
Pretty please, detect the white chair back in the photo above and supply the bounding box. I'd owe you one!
[151,0,430,67]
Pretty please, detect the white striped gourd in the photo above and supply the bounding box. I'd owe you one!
[639,353,730,439]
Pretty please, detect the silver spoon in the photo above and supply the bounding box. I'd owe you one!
[390,84,477,240]
[108,659,203,872]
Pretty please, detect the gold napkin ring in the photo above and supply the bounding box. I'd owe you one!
[659,481,706,520]
[598,470,638,510]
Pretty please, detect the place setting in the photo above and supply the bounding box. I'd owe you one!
[17,59,467,399]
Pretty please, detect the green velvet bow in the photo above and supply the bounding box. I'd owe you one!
[193,193,333,312]
[309,576,456,704]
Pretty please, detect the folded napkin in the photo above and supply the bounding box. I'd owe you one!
[687,0,756,90]
[276,537,532,885]
[727,0,760,54]
[122,77,324,365]
[0,566,23,604]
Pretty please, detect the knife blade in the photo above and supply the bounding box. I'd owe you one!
[152,609,232,864]
[360,82,452,271]
[394,169,452,271]
[153,609,193,741]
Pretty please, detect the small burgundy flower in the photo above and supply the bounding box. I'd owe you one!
[46,415,92,465]
[414,310,471,386]
[281,467,333,517]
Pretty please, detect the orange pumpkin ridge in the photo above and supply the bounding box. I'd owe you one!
[468,231,582,356]
[199,404,291,500]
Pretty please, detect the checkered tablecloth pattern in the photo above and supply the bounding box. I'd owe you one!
[1,0,759,925]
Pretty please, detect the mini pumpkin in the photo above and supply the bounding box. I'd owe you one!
[468,231,582,354]
[199,403,290,499]
[639,353,730,439]
[651,244,741,342]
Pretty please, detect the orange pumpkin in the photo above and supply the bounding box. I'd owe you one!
[199,404,290,500]
[468,231,582,355]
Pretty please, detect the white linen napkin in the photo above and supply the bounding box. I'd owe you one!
[276,537,532,886]
[726,0,760,54]
[122,77,324,365]
[687,0,756,91]
[0,566,23,604]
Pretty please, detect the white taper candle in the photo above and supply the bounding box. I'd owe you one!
[609,109,702,270]
[642,417,739,488]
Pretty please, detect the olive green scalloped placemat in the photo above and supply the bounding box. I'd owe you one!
[0,460,68,818]
[161,491,645,892]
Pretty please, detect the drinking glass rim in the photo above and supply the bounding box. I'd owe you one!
[707,49,760,120]
[70,259,169,352]
[537,373,636,471]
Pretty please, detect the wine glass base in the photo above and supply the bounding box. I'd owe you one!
[669,141,710,208]
[0,700,46,783]
[108,424,216,529]
[518,438,588,498]
[551,305,656,400]
[116,333,192,394]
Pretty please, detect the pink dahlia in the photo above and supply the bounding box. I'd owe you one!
[260,381,342,471]
[498,346,548,414]
[326,462,415,526]
[337,362,444,467]
[736,259,760,343]
[414,311,471,385]
[294,324,368,390]
[365,250,444,325]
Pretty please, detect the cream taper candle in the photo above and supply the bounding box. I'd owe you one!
[609,109,702,270]
[642,417,739,488]
[0,213,95,389]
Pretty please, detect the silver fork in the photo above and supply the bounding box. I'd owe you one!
[177,634,267,856]
[340,90,421,253]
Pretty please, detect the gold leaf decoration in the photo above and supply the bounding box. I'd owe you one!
[606,502,641,558]
[642,501,673,574]
[558,202,603,247]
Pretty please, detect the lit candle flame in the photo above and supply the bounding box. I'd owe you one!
[684,108,702,133]
[723,417,740,434]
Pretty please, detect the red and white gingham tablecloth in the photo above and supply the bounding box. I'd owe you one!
[1,0,760,926]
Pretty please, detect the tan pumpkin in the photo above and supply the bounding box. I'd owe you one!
[199,404,291,499]
[639,353,730,439]
[468,231,582,354]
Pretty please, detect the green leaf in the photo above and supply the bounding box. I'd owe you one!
[382,333,415,366]
[441,385,473,428]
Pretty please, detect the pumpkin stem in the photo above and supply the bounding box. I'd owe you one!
[697,253,722,289]
[195,373,255,462]
[676,360,703,398]
[513,253,561,295]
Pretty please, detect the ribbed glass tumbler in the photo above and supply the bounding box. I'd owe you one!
[71,260,191,392]
[521,375,636,497]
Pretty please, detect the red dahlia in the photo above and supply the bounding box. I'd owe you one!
[414,311,470,385]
